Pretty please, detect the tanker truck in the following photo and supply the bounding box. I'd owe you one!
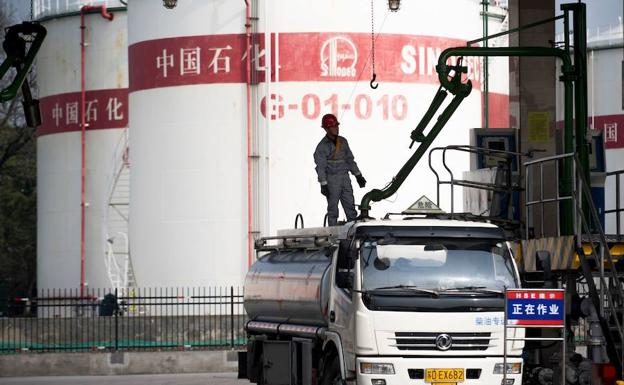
[240,215,525,385]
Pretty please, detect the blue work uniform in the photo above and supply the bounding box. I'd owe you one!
[314,135,362,225]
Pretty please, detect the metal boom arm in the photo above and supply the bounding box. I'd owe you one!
[359,45,574,220]
[0,22,47,127]
[358,61,472,218]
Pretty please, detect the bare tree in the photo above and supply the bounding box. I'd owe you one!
[0,5,37,300]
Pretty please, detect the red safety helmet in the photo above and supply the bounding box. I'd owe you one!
[321,113,340,128]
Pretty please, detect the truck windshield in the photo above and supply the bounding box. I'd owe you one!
[360,238,518,292]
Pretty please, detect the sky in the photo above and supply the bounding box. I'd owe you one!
[2,0,623,29]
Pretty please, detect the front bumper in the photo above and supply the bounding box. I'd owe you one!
[356,356,522,385]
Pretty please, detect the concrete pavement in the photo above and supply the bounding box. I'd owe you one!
[0,372,246,385]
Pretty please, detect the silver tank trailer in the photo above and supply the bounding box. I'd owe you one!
[244,248,332,326]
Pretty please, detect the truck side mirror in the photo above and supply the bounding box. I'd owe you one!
[337,239,357,269]
[336,271,353,289]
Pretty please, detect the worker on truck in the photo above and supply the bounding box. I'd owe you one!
[314,113,366,226]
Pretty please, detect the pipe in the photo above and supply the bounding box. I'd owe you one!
[80,5,114,296]
[245,0,253,268]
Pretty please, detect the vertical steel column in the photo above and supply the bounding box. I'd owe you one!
[230,286,234,348]
[561,10,575,236]
[482,0,489,129]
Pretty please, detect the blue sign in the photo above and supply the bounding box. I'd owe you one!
[506,289,565,327]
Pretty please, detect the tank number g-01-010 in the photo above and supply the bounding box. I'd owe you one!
[260,93,408,121]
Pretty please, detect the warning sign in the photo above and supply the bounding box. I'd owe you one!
[527,112,550,143]
[403,195,445,215]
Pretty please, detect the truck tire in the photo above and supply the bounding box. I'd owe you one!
[320,355,341,385]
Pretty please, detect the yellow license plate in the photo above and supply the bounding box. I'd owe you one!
[425,368,465,383]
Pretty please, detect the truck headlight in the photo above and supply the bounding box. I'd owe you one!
[360,363,395,375]
[493,363,521,374]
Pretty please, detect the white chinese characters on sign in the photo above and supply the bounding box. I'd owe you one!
[241,43,266,71]
[157,49,174,78]
[86,100,98,122]
[156,45,236,77]
[605,122,617,143]
[180,47,201,75]
[107,97,124,121]
[208,45,233,74]
[513,292,557,299]
[52,103,63,127]
[511,303,559,315]
[65,102,78,125]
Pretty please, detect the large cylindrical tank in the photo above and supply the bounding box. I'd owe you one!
[35,1,128,290]
[586,25,624,234]
[244,248,331,326]
[127,0,506,288]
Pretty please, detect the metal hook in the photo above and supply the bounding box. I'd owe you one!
[369,73,378,89]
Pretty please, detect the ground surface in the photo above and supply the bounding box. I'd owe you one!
[0,372,245,385]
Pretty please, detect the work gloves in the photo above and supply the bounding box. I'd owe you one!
[320,175,365,196]
[356,175,367,188]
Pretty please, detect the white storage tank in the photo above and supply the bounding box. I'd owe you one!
[35,0,128,291]
[127,0,507,288]
[586,23,624,235]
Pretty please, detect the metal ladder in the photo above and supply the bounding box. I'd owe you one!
[103,127,136,293]
[524,153,624,376]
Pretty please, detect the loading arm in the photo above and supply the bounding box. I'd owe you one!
[358,59,472,218]
[358,45,574,219]
[0,22,47,127]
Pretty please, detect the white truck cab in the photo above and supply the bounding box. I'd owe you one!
[242,217,525,385]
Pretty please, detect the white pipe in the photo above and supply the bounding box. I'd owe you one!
[590,50,594,130]
[263,0,271,236]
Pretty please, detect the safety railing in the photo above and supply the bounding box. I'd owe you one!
[523,153,624,372]
[606,169,624,237]
[524,153,576,238]
[572,155,624,373]
[427,145,523,233]
[0,286,246,353]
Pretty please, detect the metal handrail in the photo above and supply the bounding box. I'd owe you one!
[572,156,624,372]
[524,152,576,238]
[605,169,624,237]
[428,145,522,215]
[523,153,624,372]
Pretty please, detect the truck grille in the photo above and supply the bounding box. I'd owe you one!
[391,332,492,351]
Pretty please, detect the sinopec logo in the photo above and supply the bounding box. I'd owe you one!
[320,36,357,78]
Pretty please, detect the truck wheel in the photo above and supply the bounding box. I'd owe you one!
[320,355,341,385]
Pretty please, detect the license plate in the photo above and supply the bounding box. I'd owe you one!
[425,368,465,383]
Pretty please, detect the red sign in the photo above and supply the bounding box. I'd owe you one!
[596,114,624,149]
[38,89,128,136]
[556,114,624,149]
[128,32,482,92]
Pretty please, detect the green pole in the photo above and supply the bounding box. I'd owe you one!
[482,0,489,129]
[560,9,574,236]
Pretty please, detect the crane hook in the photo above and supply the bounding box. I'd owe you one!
[370,73,378,89]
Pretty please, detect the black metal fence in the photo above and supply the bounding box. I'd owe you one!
[0,286,246,353]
